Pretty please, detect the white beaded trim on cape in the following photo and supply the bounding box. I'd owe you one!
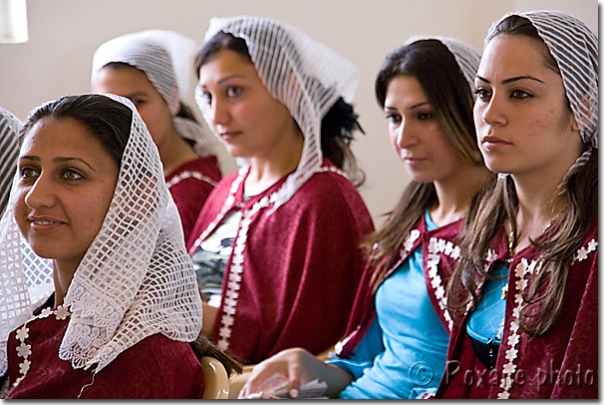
[496,239,597,398]
[12,306,71,388]
[165,170,218,188]
[426,237,461,332]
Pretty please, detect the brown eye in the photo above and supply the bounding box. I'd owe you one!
[20,167,37,178]
[386,113,401,124]
[62,170,83,180]
[510,90,532,100]
[226,86,243,98]
[474,88,491,100]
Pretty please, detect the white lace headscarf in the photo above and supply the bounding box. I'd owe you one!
[195,15,361,209]
[0,94,202,376]
[0,107,21,215]
[92,29,216,157]
[405,35,480,98]
[486,10,598,150]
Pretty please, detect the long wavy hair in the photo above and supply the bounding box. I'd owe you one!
[446,15,598,336]
[364,39,488,293]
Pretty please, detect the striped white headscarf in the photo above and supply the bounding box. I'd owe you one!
[0,107,20,215]
[486,10,598,150]
[92,30,216,157]
[195,16,360,210]
[405,35,480,98]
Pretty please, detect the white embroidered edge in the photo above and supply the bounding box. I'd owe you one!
[496,238,598,399]
[12,306,71,389]
[427,237,461,332]
[165,170,218,188]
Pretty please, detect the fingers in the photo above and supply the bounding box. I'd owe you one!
[238,348,307,398]
[239,367,288,398]
[286,357,302,397]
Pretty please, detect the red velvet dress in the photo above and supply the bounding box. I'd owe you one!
[5,307,205,399]
[166,156,221,245]
[187,159,374,364]
[436,221,598,399]
[336,215,462,359]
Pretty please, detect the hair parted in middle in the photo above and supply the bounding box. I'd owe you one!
[367,37,492,292]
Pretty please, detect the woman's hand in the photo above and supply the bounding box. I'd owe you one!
[238,348,321,398]
[238,347,354,399]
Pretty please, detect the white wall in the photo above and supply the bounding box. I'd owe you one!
[0,0,597,227]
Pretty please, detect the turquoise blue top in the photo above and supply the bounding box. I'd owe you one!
[466,263,509,345]
[327,211,449,399]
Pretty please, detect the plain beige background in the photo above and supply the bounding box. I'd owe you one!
[0,0,597,227]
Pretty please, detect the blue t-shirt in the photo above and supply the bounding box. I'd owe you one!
[466,263,509,345]
[327,211,449,399]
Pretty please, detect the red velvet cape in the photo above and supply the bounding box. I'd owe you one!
[5,311,205,399]
[336,215,463,359]
[187,159,374,364]
[436,221,598,399]
[166,156,221,245]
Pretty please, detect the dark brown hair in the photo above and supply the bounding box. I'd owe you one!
[446,15,598,336]
[365,39,488,292]
[20,94,132,167]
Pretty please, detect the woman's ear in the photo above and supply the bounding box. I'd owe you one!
[570,113,580,133]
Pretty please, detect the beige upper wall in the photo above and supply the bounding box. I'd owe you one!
[0,0,597,227]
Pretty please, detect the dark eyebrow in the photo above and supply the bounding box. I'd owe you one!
[54,157,96,172]
[19,155,96,172]
[200,74,243,90]
[217,75,243,86]
[476,75,545,85]
[407,101,430,110]
[384,101,430,111]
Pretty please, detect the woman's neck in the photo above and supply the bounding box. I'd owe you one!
[53,260,78,307]
[245,133,304,196]
[159,126,199,176]
[431,164,492,227]
[509,175,563,253]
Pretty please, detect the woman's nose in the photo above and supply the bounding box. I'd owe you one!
[479,93,507,127]
[23,173,56,209]
[395,120,416,149]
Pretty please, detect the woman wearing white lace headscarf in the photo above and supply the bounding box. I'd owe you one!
[0,107,21,216]
[92,29,222,245]
[238,36,492,399]
[441,10,597,399]
[187,16,374,365]
[0,94,207,398]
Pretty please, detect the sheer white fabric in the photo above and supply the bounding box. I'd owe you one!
[0,94,202,376]
[195,15,361,210]
[91,29,216,157]
[486,10,598,149]
[0,107,21,215]
[405,36,480,98]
